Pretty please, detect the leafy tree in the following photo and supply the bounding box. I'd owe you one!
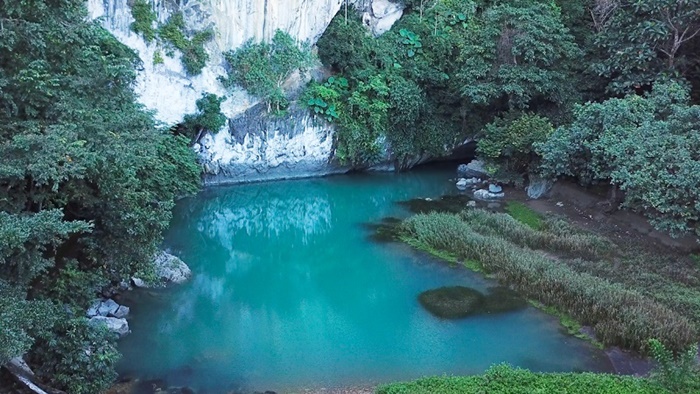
[31,317,120,394]
[0,281,55,364]
[593,0,700,93]
[182,93,227,141]
[221,30,312,112]
[478,113,553,184]
[458,1,581,109]
[0,0,200,389]
[537,81,700,236]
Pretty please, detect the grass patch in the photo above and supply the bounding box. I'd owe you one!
[377,364,667,394]
[399,210,698,353]
[505,201,543,230]
[158,12,213,75]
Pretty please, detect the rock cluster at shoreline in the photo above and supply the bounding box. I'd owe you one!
[132,251,192,288]
[456,160,505,200]
[87,299,131,337]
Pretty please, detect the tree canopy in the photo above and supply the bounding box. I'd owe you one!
[0,0,200,391]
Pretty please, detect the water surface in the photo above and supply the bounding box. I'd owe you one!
[118,167,611,392]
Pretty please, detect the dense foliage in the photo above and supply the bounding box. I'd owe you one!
[313,1,580,167]
[221,30,312,111]
[181,93,227,140]
[311,0,700,238]
[378,364,670,394]
[537,81,700,237]
[0,0,200,391]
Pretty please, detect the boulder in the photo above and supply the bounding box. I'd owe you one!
[466,200,476,208]
[89,316,130,337]
[86,299,101,318]
[154,252,192,284]
[97,299,119,317]
[132,251,192,288]
[457,164,469,177]
[112,305,130,319]
[488,184,503,193]
[456,178,468,190]
[458,160,490,179]
[474,189,505,200]
[418,286,485,319]
[526,176,554,199]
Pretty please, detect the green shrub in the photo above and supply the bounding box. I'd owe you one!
[649,338,700,393]
[478,113,554,184]
[31,317,120,394]
[221,30,312,112]
[181,93,227,138]
[130,0,157,42]
[153,49,164,65]
[378,364,667,394]
[157,12,212,75]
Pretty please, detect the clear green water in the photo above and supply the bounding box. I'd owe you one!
[118,167,611,392]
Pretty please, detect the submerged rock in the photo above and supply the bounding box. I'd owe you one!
[418,286,485,319]
[419,286,527,319]
[481,287,528,314]
[399,195,475,214]
[364,217,403,243]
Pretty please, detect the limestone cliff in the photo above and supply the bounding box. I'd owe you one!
[88,0,404,184]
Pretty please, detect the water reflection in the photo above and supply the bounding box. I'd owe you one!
[118,169,612,392]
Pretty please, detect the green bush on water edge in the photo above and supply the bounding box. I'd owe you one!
[377,364,668,394]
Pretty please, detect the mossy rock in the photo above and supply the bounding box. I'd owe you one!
[399,195,474,214]
[418,286,485,319]
[481,287,528,313]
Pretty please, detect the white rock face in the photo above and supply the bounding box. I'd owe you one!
[87,0,247,125]
[87,0,404,183]
[199,105,346,184]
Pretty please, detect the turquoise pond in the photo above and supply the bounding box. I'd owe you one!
[117,166,612,392]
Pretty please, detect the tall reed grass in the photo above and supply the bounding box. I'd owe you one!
[400,211,697,352]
